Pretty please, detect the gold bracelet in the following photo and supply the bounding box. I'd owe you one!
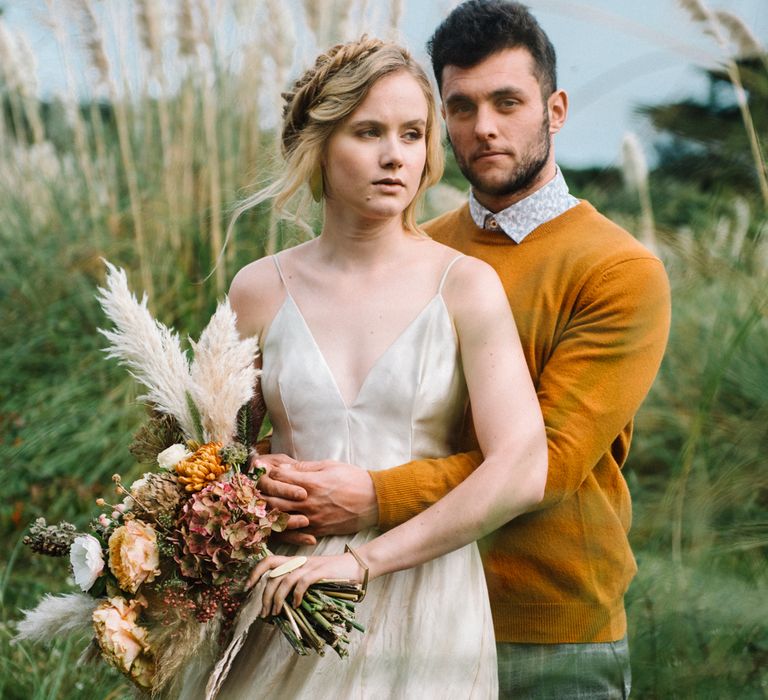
[344,544,369,602]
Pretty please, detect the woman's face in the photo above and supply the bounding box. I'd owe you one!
[322,70,429,224]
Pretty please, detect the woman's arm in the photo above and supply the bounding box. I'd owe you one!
[251,257,548,615]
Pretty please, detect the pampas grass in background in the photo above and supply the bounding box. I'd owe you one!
[0,1,765,698]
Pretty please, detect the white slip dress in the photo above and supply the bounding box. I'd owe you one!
[212,253,497,699]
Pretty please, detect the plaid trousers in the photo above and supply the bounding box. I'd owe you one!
[497,636,631,699]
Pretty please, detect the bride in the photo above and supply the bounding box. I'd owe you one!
[207,37,546,699]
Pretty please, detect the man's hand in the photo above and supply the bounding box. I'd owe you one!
[262,460,379,538]
[251,454,315,546]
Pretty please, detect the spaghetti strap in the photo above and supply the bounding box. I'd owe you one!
[437,254,465,294]
[271,254,289,291]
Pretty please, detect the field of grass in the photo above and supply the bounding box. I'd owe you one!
[0,1,766,698]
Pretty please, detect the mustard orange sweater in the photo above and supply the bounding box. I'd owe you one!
[370,202,671,644]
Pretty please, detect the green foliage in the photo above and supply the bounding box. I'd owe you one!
[639,56,768,201]
[0,5,766,699]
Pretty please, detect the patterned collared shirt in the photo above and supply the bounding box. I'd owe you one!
[468,166,580,243]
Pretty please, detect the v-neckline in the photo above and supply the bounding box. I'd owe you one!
[281,293,445,410]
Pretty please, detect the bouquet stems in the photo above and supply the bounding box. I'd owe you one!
[270,581,365,658]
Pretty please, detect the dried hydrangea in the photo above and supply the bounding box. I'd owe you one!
[175,474,287,586]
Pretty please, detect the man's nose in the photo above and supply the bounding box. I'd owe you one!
[473,104,498,140]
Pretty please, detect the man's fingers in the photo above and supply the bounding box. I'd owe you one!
[284,513,310,530]
[253,454,295,468]
[263,496,311,514]
[292,460,328,472]
[259,474,308,501]
[271,530,317,547]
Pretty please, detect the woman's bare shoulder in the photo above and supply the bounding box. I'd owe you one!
[228,256,286,339]
[439,253,508,318]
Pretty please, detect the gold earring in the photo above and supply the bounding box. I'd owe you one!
[310,166,323,203]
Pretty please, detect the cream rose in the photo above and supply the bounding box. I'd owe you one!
[157,443,191,470]
[70,534,105,592]
[92,596,153,687]
[108,520,160,593]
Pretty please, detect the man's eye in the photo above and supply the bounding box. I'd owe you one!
[498,99,518,109]
[448,102,473,116]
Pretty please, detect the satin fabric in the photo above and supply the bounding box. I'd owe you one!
[214,255,498,699]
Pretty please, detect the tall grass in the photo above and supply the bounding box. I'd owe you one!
[0,1,766,698]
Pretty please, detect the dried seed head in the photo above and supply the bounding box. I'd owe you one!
[714,11,764,58]
[621,132,649,194]
[677,0,712,23]
[136,0,164,67]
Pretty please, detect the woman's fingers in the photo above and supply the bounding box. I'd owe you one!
[261,567,301,617]
[246,554,289,591]
[291,572,315,608]
[251,553,366,618]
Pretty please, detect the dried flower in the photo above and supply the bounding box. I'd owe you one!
[23,518,79,557]
[130,471,184,518]
[175,474,286,585]
[157,442,191,469]
[129,413,185,463]
[108,520,160,593]
[175,441,227,492]
[92,597,154,688]
[97,262,197,440]
[219,441,249,469]
[187,299,259,444]
[69,534,105,592]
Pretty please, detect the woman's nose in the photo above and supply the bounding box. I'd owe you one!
[380,136,404,168]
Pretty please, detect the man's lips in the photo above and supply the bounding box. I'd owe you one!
[473,150,510,162]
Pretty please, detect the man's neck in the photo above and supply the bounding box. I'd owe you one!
[473,162,558,213]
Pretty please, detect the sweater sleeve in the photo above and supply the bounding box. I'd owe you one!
[371,449,482,530]
[373,255,670,529]
[534,256,670,509]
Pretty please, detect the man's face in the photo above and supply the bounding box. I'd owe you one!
[441,48,561,211]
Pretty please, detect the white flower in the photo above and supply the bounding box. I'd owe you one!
[157,443,191,470]
[69,535,105,592]
[129,476,148,491]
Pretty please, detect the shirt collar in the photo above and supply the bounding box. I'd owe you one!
[469,166,580,243]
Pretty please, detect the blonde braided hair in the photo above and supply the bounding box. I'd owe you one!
[226,36,443,246]
[281,37,387,156]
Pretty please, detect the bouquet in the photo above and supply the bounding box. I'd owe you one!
[15,262,364,697]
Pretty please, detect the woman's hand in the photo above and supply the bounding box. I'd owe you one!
[247,553,365,618]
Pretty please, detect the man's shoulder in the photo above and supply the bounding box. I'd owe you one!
[568,201,658,257]
[421,203,472,244]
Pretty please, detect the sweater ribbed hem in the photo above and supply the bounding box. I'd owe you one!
[492,600,627,644]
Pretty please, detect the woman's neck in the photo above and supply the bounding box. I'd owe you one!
[316,207,411,271]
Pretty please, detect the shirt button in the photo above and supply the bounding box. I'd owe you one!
[484,215,499,230]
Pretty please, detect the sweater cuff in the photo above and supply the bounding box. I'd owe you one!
[369,467,420,531]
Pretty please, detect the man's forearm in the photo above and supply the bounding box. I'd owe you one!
[371,450,481,530]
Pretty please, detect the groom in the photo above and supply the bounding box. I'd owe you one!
[258,1,670,696]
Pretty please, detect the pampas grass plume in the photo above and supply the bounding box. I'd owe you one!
[97,261,197,440]
[15,593,98,643]
[714,11,764,58]
[621,131,649,194]
[188,299,259,444]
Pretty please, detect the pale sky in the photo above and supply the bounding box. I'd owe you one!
[3,0,766,168]
[401,0,768,167]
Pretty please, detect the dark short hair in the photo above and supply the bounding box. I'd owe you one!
[427,0,557,97]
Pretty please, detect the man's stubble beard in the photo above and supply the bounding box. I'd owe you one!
[450,114,551,199]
